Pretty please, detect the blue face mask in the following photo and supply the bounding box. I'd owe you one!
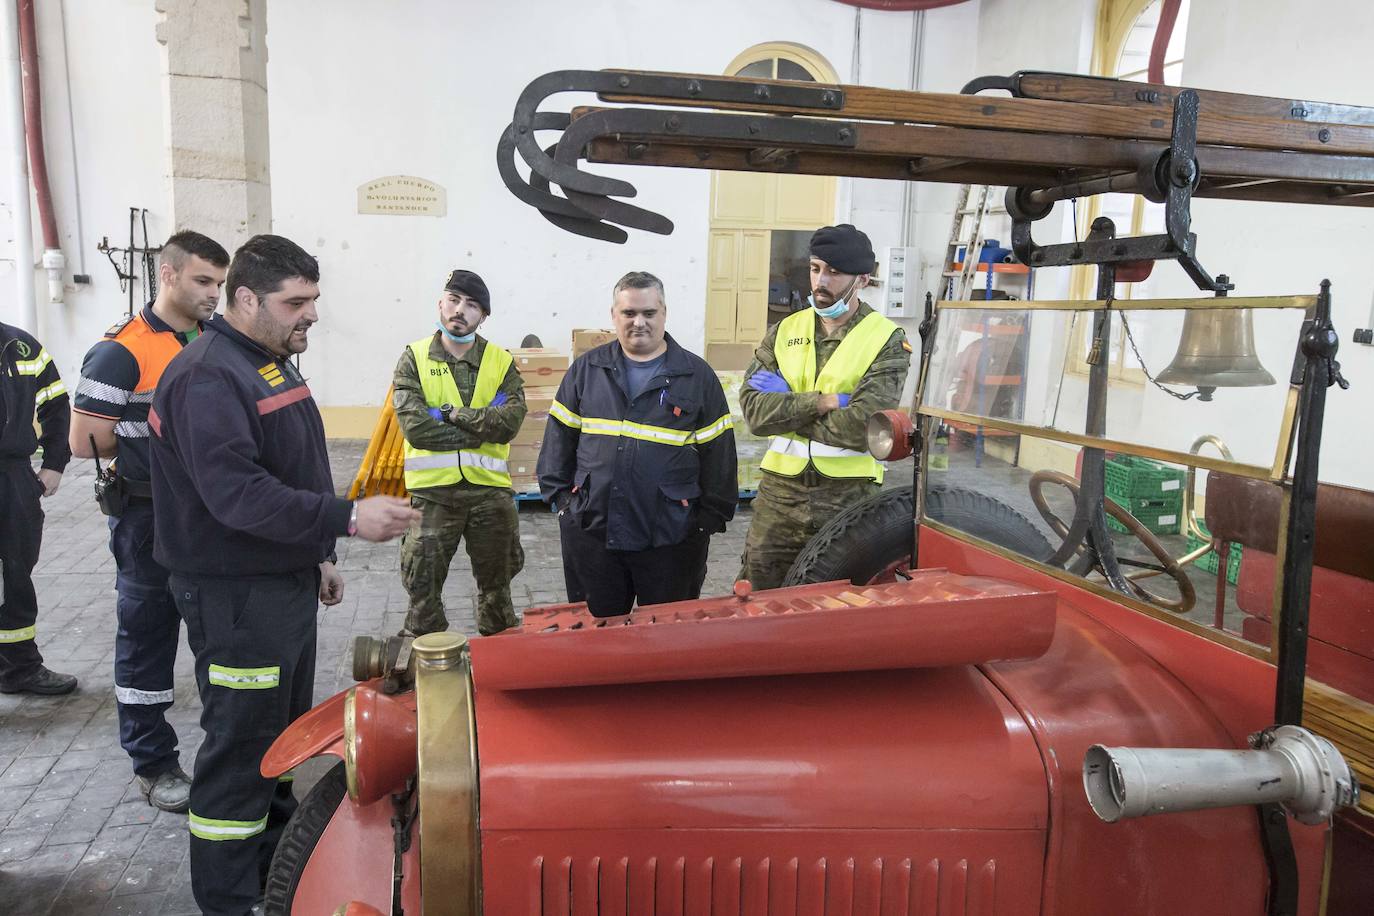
[437,321,475,344]
[810,276,860,319]
[810,295,848,320]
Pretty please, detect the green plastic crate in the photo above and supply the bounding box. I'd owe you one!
[1105,455,1187,501]
[1107,498,1182,535]
[1186,525,1243,585]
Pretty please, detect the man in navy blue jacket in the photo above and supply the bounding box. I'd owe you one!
[537,271,737,616]
[0,321,75,695]
[149,234,417,916]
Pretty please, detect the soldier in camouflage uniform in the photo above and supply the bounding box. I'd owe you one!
[740,224,912,589]
[394,270,527,636]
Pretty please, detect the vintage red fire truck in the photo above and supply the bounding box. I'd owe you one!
[259,69,1372,914]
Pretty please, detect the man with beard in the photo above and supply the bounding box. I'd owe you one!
[539,270,736,616]
[149,234,418,915]
[739,224,912,590]
[393,269,527,638]
[70,229,229,813]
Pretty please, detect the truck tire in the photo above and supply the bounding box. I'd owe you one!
[263,763,348,916]
[781,485,1055,586]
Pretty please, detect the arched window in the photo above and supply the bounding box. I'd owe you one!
[723,42,838,83]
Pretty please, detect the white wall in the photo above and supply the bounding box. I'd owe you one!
[0,0,167,385]
[267,0,877,409]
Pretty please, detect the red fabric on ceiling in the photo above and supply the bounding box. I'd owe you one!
[832,0,970,11]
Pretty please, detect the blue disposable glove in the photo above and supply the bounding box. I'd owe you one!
[747,370,790,394]
[490,391,508,407]
[836,393,852,408]
[426,407,446,422]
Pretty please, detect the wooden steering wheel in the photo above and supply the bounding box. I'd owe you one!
[1029,469,1196,613]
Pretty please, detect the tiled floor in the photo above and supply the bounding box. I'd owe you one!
[0,442,753,915]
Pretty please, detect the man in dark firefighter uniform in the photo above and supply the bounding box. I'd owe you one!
[70,229,229,813]
[394,269,527,637]
[0,321,75,695]
[150,234,417,916]
[539,270,737,616]
[739,224,912,590]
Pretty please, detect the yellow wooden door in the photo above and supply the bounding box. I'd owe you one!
[736,231,770,344]
[705,230,739,344]
[704,229,771,346]
[705,170,833,343]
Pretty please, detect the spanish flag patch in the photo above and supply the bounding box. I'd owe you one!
[901,338,913,353]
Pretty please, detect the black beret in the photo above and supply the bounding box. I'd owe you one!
[444,269,490,314]
[809,224,876,275]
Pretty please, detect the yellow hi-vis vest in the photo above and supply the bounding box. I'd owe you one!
[760,308,898,482]
[402,337,513,490]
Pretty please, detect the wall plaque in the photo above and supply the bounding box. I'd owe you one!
[357,175,447,217]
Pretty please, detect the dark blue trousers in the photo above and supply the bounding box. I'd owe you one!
[109,498,182,777]
[0,461,45,686]
[173,568,318,916]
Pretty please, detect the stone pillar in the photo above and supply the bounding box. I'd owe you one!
[155,0,269,249]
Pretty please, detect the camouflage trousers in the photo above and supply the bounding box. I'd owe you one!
[399,487,524,637]
[739,471,880,591]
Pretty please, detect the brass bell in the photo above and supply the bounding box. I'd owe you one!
[1156,309,1275,401]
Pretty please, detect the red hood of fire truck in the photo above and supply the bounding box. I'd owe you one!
[466,565,1286,915]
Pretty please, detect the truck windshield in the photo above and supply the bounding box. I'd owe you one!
[915,298,1312,660]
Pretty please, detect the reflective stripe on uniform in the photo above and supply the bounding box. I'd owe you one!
[188,811,268,841]
[810,441,869,458]
[767,436,809,459]
[76,376,130,405]
[767,434,871,460]
[33,380,67,406]
[581,417,693,446]
[115,684,175,705]
[14,349,52,376]
[207,664,280,689]
[113,420,150,438]
[550,399,582,429]
[692,412,733,444]
[403,451,509,473]
[0,626,36,644]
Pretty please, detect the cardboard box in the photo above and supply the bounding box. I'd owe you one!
[509,472,540,493]
[512,422,545,447]
[705,342,756,372]
[572,328,616,358]
[508,442,544,465]
[524,385,558,411]
[513,348,568,388]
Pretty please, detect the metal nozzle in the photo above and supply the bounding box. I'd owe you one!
[351,635,413,682]
[1084,725,1359,826]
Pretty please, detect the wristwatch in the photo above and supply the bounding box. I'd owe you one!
[347,501,359,537]
[440,403,454,423]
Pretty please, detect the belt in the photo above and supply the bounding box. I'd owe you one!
[122,477,154,499]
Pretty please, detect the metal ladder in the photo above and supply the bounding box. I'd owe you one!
[940,184,995,302]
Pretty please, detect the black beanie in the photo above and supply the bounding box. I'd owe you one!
[444,269,490,314]
[809,224,876,275]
